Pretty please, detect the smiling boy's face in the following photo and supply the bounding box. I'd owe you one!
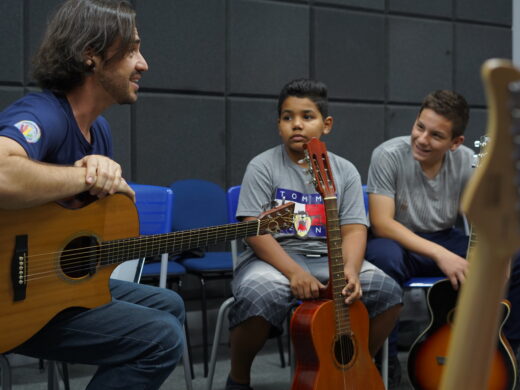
[278,96,332,164]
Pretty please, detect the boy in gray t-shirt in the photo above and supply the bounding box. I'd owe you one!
[365,90,520,384]
[225,79,403,390]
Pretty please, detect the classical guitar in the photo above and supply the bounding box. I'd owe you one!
[439,59,520,389]
[0,194,294,353]
[407,137,518,390]
[290,138,384,390]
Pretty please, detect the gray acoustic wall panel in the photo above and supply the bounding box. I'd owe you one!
[314,8,385,101]
[389,16,453,103]
[136,0,226,93]
[228,97,280,186]
[0,1,23,84]
[388,0,452,18]
[0,1,512,189]
[228,0,309,95]
[327,103,385,182]
[0,87,25,112]
[103,105,132,179]
[455,23,512,106]
[456,0,512,26]
[386,105,418,139]
[26,0,62,84]
[315,0,385,11]
[135,94,226,187]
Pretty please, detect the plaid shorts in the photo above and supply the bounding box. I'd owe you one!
[228,252,402,332]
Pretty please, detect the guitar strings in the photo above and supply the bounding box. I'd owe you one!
[23,225,256,279]
[18,216,295,282]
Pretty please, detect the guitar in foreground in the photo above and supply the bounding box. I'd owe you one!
[0,194,294,353]
[290,138,384,390]
[407,279,517,390]
[439,59,520,389]
[407,137,517,390]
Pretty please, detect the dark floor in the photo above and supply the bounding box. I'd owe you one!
[3,286,519,389]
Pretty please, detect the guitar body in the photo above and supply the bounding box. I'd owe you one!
[0,194,139,353]
[408,279,517,390]
[290,299,384,390]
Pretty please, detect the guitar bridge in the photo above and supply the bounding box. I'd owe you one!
[11,235,28,302]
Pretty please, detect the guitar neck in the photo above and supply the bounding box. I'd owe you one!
[98,220,260,266]
[323,197,352,334]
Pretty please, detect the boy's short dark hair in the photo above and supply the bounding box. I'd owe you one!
[277,79,329,118]
[32,0,136,94]
[419,90,469,138]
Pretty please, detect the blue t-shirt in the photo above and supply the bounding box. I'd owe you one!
[0,90,112,164]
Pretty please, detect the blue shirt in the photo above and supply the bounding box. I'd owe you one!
[0,90,112,164]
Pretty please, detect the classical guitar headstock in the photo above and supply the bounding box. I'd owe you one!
[257,202,295,234]
[460,58,520,258]
[303,138,336,198]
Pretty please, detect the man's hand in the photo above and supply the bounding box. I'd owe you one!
[289,269,326,300]
[434,248,469,290]
[342,267,363,305]
[74,155,135,201]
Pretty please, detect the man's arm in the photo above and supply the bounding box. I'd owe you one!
[0,137,133,209]
[242,216,326,300]
[369,193,467,288]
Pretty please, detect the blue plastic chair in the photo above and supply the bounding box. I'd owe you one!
[129,184,188,289]
[170,179,234,378]
[126,183,194,387]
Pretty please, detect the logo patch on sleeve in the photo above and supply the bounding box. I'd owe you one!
[14,120,41,143]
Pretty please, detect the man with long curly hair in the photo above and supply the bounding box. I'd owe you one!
[0,1,185,388]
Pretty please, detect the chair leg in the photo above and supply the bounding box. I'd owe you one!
[276,335,286,368]
[182,325,193,390]
[200,276,209,377]
[206,297,235,390]
[47,361,59,390]
[382,337,389,389]
[184,315,195,379]
[0,354,12,390]
[60,362,70,390]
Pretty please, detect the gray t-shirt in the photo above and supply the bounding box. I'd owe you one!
[236,144,367,265]
[366,136,474,233]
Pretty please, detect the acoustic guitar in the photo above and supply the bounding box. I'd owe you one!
[290,138,384,390]
[439,59,520,389]
[0,193,294,353]
[407,137,518,390]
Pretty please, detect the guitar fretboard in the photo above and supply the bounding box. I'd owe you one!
[80,220,260,266]
[324,197,352,336]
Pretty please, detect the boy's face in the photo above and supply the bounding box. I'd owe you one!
[410,108,464,168]
[278,96,332,163]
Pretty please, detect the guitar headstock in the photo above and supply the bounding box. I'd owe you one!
[460,59,520,258]
[304,138,336,198]
[257,202,295,234]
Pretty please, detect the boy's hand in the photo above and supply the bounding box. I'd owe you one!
[434,249,468,290]
[342,268,362,305]
[289,269,326,300]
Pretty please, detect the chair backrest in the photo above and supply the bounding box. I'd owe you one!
[170,179,228,231]
[362,184,369,215]
[226,185,241,223]
[111,184,174,282]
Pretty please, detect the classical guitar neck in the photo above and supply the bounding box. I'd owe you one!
[440,59,520,390]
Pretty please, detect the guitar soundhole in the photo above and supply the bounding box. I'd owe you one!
[334,333,355,366]
[61,236,99,278]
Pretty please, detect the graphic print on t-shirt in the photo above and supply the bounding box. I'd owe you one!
[275,188,326,238]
